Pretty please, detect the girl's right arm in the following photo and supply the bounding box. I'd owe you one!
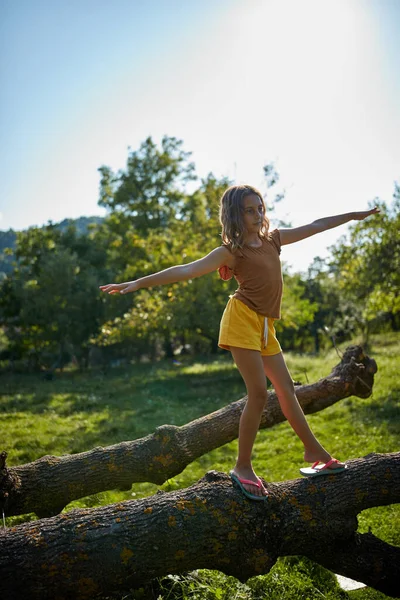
[99,246,234,295]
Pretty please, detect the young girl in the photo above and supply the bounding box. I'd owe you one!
[100,184,379,501]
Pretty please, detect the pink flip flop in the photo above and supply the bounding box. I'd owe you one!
[229,471,268,501]
[300,458,347,477]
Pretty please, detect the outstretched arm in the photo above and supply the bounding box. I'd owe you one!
[99,246,233,295]
[279,207,380,246]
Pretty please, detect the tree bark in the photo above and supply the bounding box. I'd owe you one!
[1,452,399,600]
[1,345,377,519]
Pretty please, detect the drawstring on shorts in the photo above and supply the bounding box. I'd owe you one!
[263,318,269,349]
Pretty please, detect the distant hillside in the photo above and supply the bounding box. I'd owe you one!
[0,216,104,277]
[55,215,104,234]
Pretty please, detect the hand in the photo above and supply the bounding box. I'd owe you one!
[99,281,139,295]
[353,207,380,221]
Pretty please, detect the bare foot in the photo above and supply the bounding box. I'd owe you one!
[232,466,268,497]
[303,449,345,469]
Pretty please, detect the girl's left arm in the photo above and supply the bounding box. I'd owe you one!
[279,207,380,246]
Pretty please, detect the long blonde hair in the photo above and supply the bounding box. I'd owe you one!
[219,184,270,250]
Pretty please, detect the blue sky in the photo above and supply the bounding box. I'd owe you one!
[1,0,399,272]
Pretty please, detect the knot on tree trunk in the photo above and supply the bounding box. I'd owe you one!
[149,424,192,484]
[200,470,227,484]
[0,452,20,516]
[331,345,377,398]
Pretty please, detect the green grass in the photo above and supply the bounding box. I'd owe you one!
[1,332,399,599]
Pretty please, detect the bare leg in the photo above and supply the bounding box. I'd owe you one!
[262,352,344,467]
[230,347,269,496]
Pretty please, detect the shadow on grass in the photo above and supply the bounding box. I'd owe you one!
[1,357,246,456]
[349,393,400,437]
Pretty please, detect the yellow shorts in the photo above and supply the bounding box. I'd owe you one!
[218,297,282,356]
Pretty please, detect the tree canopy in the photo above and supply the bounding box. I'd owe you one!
[0,136,398,370]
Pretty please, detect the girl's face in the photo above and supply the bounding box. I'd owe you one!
[241,194,264,233]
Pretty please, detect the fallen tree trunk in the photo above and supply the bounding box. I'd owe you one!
[1,345,377,519]
[1,452,399,600]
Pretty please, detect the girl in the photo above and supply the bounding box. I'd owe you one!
[100,184,379,501]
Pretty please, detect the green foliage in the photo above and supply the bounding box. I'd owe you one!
[0,228,17,277]
[93,142,313,359]
[1,135,398,368]
[278,270,318,331]
[263,162,292,228]
[0,224,110,369]
[128,559,348,600]
[55,215,104,235]
[328,185,400,340]
[98,136,196,233]
[93,159,234,357]
[0,218,103,280]
[298,257,344,353]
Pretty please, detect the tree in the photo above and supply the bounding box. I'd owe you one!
[263,162,291,228]
[328,183,400,342]
[301,257,343,353]
[277,270,318,352]
[0,224,109,370]
[94,170,235,358]
[0,229,17,278]
[98,136,196,234]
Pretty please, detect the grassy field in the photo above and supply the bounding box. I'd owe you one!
[1,332,399,599]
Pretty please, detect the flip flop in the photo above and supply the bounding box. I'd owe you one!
[229,471,268,501]
[300,458,347,477]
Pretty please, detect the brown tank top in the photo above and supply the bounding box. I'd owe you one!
[219,229,283,319]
